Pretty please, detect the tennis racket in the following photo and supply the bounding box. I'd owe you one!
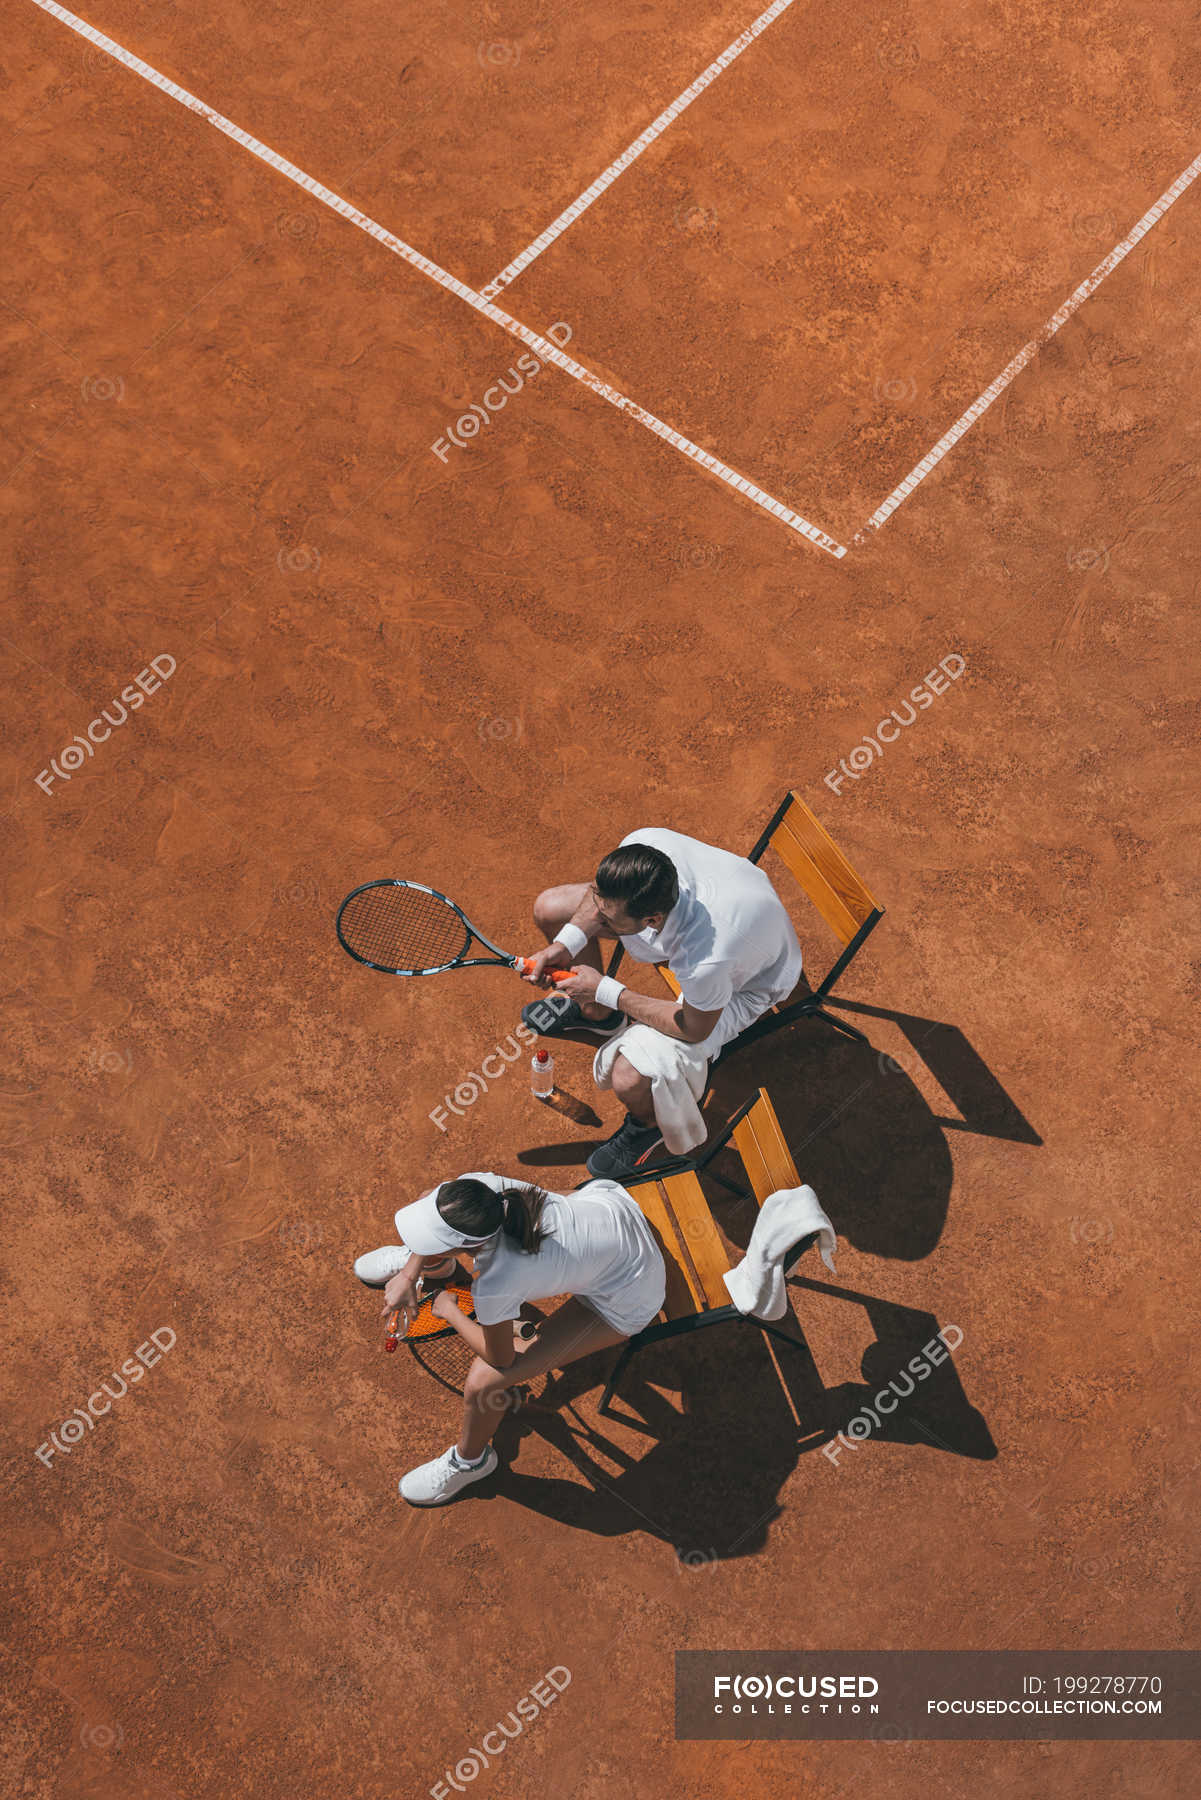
[383,1280,475,1350]
[336,879,573,982]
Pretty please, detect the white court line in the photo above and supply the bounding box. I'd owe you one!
[855,148,1201,543]
[29,0,845,558]
[481,0,798,300]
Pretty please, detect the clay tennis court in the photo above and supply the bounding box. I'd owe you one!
[4,0,1199,1792]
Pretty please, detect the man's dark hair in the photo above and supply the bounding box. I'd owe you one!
[595,843,679,921]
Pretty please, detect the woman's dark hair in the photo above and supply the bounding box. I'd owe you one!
[594,843,679,921]
[436,1179,551,1254]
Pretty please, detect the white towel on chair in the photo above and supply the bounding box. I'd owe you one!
[592,1023,709,1155]
[723,1185,837,1321]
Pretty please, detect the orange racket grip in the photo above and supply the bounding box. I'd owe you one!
[515,957,572,983]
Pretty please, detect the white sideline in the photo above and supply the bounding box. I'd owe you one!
[481,0,799,300]
[30,0,846,558]
[854,148,1201,542]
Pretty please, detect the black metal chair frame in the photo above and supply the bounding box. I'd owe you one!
[604,792,884,1064]
[597,1091,818,1416]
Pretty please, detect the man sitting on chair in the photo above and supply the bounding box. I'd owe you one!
[521,828,803,1181]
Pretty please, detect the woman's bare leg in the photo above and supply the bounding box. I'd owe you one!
[457,1298,625,1460]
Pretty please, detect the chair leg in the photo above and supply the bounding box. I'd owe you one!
[598,1341,635,1417]
[756,1319,808,1357]
[813,1006,869,1044]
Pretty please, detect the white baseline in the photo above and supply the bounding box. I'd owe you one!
[855,148,1201,542]
[29,0,844,558]
[481,0,799,300]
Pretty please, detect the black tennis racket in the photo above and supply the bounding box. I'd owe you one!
[336,879,571,982]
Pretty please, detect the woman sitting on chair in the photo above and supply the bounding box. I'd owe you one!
[354,1172,666,1505]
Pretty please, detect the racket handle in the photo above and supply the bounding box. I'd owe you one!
[516,957,572,984]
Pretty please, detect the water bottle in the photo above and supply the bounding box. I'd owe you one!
[531,1047,554,1097]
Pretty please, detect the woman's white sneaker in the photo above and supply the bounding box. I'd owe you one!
[399,1445,498,1505]
[353,1245,412,1286]
[353,1246,460,1286]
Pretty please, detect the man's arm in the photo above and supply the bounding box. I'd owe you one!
[521,889,606,985]
[557,966,722,1044]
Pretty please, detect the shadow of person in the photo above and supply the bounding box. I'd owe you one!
[485,1282,992,1555]
[698,984,1040,1266]
[791,1279,997,1465]
[702,1014,953,1261]
[491,1323,812,1560]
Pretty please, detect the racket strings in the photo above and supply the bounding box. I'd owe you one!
[405,1282,474,1341]
[339,884,469,972]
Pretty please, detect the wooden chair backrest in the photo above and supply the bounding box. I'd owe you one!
[731,1089,801,1204]
[629,1091,802,1318]
[766,790,880,947]
[629,1170,735,1318]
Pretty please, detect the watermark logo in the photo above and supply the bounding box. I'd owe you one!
[676,1547,718,1571]
[430,1666,570,1797]
[79,1721,124,1752]
[876,40,921,72]
[823,1327,962,1467]
[36,1328,177,1469]
[432,323,572,461]
[671,542,725,570]
[478,717,522,743]
[874,374,917,406]
[276,211,318,243]
[1071,211,1116,244]
[1070,1218,1113,1245]
[273,878,322,906]
[674,197,718,236]
[430,995,571,1131]
[825,654,966,795]
[1066,545,1109,574]
[276,544,322,575]
[35,655,176,796]
[85,1044,133,1077]
[477,40,522,69]
[81,373,125,402]
[279,1219,325,1254]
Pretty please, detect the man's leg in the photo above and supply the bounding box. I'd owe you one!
[532,882,610,1021]
[610,1051,655,1126]
[458,1298,625,1460]
[583,1052,668,1179]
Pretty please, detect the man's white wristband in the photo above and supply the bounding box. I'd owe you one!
[553,923,589,957]
[594,976,627,1013]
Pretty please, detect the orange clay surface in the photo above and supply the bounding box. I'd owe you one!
[3,1,1200,1797]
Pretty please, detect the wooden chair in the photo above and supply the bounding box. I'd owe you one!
[605,791,884,1057]
[597,1088,820,1415]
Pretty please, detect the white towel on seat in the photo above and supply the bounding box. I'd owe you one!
[723,1185,837,1320]
[592,1023,709,1155]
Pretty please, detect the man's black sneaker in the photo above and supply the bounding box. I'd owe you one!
[521,993,626,1039]
[586,1112,665,1180]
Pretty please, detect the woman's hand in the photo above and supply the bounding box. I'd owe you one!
[430,1287,460,1322]
[382,1270,421,1327]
